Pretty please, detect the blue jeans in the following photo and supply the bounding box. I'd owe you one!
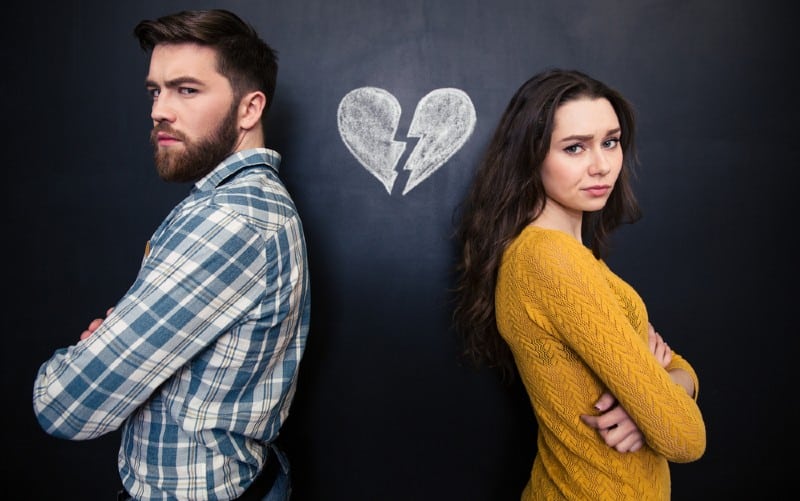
[263,444,291,501]
[116,444,291,500]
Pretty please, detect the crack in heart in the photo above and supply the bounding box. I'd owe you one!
[337,87,476,195]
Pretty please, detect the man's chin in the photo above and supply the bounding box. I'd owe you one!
[154,154,180,181]
[156,166,176,181]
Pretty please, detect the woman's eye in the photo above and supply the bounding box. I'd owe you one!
[564,144,583,154]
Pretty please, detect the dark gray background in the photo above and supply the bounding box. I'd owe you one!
[4,1,794,499]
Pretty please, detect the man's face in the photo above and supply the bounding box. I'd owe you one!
[145,43,241,182]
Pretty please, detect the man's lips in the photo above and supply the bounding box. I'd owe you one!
[156,132,181,145]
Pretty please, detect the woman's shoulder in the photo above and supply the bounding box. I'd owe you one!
[502,225,600,279]
[507,225,589,258]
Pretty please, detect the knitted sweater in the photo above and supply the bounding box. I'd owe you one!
[496,226,706,500]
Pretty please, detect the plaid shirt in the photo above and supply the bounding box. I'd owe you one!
[33,148,311,500]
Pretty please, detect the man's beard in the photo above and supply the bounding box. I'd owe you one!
[150,105,239,183]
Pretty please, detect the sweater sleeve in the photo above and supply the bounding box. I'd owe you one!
[517,232,706,462]
[665,352,700,401]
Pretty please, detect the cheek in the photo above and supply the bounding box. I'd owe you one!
[184,114,219,141]
[610,154,624,181]
[185,101,233,139]
[542,169,578,199]
[540,169,558,195]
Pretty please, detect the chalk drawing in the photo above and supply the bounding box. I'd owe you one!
[337,87,476,195]
[403,88,476,195]
[337,87,406,194]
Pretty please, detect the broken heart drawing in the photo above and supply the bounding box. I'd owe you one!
[337,87,476,195]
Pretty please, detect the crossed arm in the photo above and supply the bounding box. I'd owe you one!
[580,322,696,453]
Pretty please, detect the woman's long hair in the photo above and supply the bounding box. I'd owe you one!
[452,68,642,379]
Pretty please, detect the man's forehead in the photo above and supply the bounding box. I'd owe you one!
[147,43,221,81]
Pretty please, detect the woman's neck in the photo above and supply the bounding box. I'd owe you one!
[530,201,583,241]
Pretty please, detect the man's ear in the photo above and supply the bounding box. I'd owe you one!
[238,91,267,131]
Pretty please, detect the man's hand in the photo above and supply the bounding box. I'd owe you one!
[79,307,114,340]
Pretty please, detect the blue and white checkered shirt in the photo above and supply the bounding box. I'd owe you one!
[33,148,310,500]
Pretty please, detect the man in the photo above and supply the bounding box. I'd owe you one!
[32,9,310,500]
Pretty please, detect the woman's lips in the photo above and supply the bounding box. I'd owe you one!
[584,186,610,196]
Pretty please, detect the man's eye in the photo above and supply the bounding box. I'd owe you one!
[179,87,198,95]
[147,88,160,99]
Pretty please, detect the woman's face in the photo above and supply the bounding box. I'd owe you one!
[540,97,623,218]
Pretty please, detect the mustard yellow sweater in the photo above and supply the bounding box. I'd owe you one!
[496,226,706,500]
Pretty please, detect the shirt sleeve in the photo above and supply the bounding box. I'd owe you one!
[519,234,706,462]
[32,202,266,440]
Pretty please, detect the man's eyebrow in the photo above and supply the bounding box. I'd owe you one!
[144,76,205,88]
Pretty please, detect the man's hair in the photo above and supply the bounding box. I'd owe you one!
[134,9,278,111]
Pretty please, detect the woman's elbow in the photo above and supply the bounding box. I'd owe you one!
[659,421,707,463]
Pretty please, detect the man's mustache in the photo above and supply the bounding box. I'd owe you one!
[150,123,186,143]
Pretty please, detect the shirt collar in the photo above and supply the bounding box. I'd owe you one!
[193,148,282,193]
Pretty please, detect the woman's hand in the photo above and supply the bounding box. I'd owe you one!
[648,322,672,368]
[581,321,673,452]
[580,392,644,452]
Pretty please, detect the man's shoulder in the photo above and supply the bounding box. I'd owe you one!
[203,174,301,236]
[215,170,294,208]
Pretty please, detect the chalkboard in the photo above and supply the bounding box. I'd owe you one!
[6,1,795,499]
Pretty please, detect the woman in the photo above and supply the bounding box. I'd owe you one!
[453,69,705,500]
